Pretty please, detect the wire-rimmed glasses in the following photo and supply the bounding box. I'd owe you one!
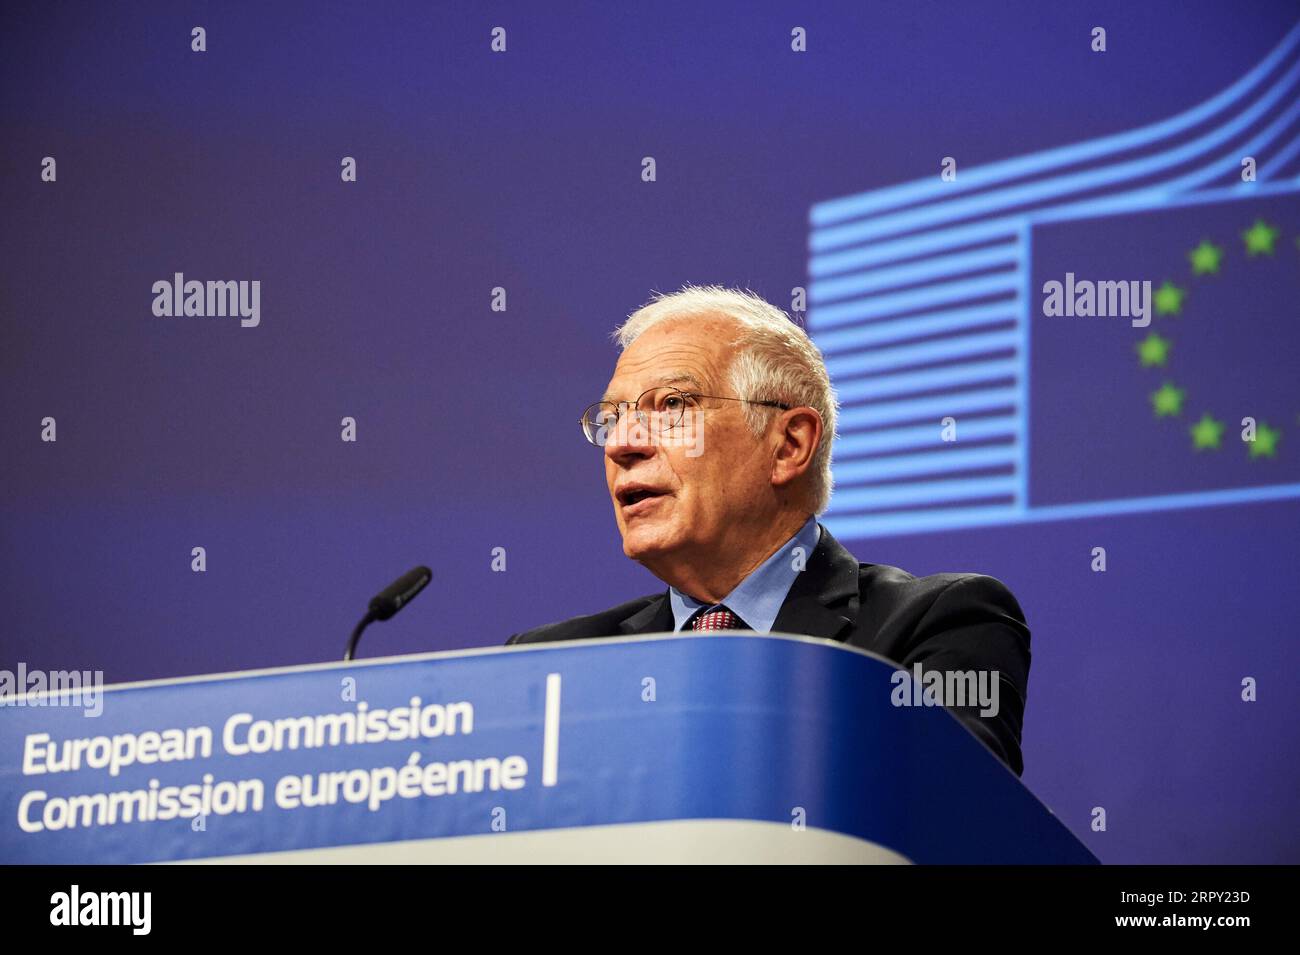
[579,386,790,446]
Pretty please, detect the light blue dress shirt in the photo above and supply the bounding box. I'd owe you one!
[668,515,822,633]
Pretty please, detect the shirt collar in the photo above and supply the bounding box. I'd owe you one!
[668,516,822,633]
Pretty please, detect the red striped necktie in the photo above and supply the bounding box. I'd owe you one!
[689,606,749,632]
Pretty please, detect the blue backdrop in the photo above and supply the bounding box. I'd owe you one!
[2,0,1296,864]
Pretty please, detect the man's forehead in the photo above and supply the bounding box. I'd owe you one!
[601,370,704,404]
[601,319,732,401]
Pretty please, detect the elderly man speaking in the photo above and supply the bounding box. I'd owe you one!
[506,285,1031,776]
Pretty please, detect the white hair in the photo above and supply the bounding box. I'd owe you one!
[613,284,838,515]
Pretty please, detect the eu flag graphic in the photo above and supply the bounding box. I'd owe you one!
[808,22,1300,539]
[1030,193,1299,508]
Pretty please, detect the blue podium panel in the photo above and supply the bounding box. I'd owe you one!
[0,634,1096,864]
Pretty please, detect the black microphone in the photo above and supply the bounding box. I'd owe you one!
[344,566,432,661]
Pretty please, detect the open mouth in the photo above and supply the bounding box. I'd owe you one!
[617,486,669,512]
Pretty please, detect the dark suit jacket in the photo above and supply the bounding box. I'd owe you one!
[505,524,1031,776]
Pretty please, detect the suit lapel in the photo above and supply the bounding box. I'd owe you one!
[769,523,861,642]
[618,592,675,635]
[615,523,861,641]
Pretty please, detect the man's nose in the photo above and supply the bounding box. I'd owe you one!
[603,412,656,461]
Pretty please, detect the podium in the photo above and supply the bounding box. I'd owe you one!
[0,633,1096,864]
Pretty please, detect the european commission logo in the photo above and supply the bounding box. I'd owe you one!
[808,22,1300,539]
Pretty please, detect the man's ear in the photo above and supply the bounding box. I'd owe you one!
[770,407,823,490]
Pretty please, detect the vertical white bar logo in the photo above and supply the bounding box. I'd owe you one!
[542,673,561,787]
